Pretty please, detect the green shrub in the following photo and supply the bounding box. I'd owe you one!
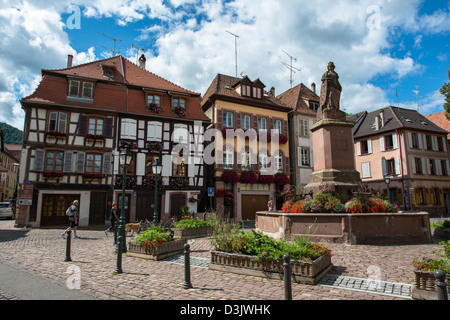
[174,218,211,230]
[134,226,172,245]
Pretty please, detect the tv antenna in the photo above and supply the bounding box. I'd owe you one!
[132,44,146,64]
[412,86,421,113]
[226,30,239,77]
[94,31,122,56]
[282,50,301,88]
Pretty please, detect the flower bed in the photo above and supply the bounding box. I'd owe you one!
[209,225,333,284]
[432,220,450,240]
[127,227,187,261]
[172,218,215,239]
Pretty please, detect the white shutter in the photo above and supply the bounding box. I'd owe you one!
[423,158,429,175]
[443,137,447,152]
[188,157,195,178]
[447,161,450,176]
[357,142,361,156]
[310,148,314,168]
[411,157,416,174]
[362,163,371,178]
[129,119,137,139]
[418,134,423,149]
[297,147,302,167]
[423,136,428,150]
[76,152,86,173]
[436,159,442,176]
[121,119,129,139]
[392,133,398,150]
[432,136,438,151]
[59,113,68,134]
[113,151,119,175]
[103,153,112,175]
[161,155,172,177]
[382,159,387,176]
[155,122,162,141]
[63,151,74,173]
[34,149,45,172]
[368,139,372,154]
[408,132,413,148]
[380,136,385,152]
[136,153,146,176]
[395,158,401,175]
[147,122,156,141]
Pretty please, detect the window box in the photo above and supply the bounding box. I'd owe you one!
[119,140,138,150]
[42,171,63,182]
[240,171,258,184]
[169,177,189,190]
[143,176,162,190]
[86,134,105,140]
[115,176,137,189]
[148,103,162,114]
[46,131,66,139]
[145,141,163,153]
[174,106,187,117]
[221,171,240,184]
[82,173,104,181]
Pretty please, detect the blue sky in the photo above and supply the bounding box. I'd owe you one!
[1,0,449,130]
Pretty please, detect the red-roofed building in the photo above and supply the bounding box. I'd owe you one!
[17,54,210,228]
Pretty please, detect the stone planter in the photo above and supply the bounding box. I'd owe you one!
[209,250,332,285]
[412,269,450,300]
[172,227,213,239]
[127,239,187,261]
[433,228,450,240]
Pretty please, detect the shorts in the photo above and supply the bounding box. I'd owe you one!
[69,220,78,228]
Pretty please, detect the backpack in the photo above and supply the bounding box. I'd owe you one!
[66,206,74,217]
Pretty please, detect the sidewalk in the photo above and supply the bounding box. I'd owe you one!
[0,220,444,300]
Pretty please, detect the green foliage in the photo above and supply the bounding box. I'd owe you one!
[180,205,190,216]
[412,258,450,273]
[0,122,23,145]
[210,223,333,262]
[431,220,450,230]
[134,226,172,245]
[440,70,450,120]
[174,218,211,230]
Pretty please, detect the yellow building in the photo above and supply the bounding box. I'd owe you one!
[201,74,291,221]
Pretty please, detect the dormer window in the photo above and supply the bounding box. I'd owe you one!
[103,68,114,79]
[173,98,186,109]
[241,85,251,97]
[68,80,94,100]
[253,87,262,99]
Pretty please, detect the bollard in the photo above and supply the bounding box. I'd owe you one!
[65,230,72,262]
[113,221,118,245]
[435,270,448,301]
[115,236,123,274]
[283,254,292,300]
[183,243,193,289]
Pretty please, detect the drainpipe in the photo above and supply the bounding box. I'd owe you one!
[396,127,408,211]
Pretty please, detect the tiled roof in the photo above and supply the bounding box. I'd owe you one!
[22,55,210,122]
[425,111,450,139]
[276,83,318,115]
[353,106,449,139]
[201,74,291,111]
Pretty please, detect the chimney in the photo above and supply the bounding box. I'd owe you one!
[269,87,275,97]
[311,83,316,94]
[138,54,146,69]
[380,109,385,128]
[67,54,73,68]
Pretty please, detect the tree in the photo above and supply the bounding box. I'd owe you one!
[440,70,450,120]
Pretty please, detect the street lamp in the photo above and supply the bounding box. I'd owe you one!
[116,147,133,253]
[384,174,391,203]
[152,159,163,226]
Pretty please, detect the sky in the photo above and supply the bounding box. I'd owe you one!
[0,0,449,130]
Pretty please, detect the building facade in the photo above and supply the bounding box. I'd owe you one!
[201,74,291,221]
[277,83,319,189]
[17,55,210,228]
[351,107,450,217]
[0,144,20,202]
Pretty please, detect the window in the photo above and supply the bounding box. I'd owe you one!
[173,157,187,177]
[433,188,441,204]
[361,163,371,178]
[173,124,188,144]
[425,135,433,151]
[119,155,135,175]
[241,148,251,171]
[418,188,426,205]
[173,98,186,109]
[120,119,137,140]
[438,137,444,152]
[241,85,251,97]
[273,120,282,135]
[386,159,396,175]
[259,151,268,171]
[224,147,234,170]
[299,119,309,137]
[48,112,68,134]
[68,80,94,99]
[441,160,449,176]
[45,151,64,172]
[223,112,233,128]
[86,154,102,173]
[147,121,162,142]
[103,68,114,79]
[310,102,319,111]
[88,118,104,136]
[413,157,424,175]
[298,148,311,167]
[253,87,262,99]
[357,140,372,155]
[258,118,267,133]
[276,153,283,173]
[147,94,161,108]
[241,115,251,130]
[428,159,437,175]
[385,135,394,150]
[411,133,421,149]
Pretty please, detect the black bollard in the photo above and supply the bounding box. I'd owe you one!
[115,236,123,274]
[283,254,292,300]
[435,270,448,301]
[183,243,193,289]
[65,230,72,262]
[113,221,118,245]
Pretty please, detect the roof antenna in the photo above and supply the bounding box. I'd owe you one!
[282,50,301,88]
[226,30,239,78]
[412,86,421,113]
[94,31,122,56]
[132,44,146,64]
[396,89,400,110]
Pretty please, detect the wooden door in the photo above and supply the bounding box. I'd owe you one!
[241,195,269,221]
[170,193,187,218]
[89,192,107,225]
[136,192,161,222]
[41,194,80,226]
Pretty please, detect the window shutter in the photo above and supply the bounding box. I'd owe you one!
[129,119,137,140]
[421,158,426,174]
[76,152,86,173]
[423,136,428,150]
[188,157,195,178]
[381,159,387,176]
[395,158,401,175]
[426,159,431,175]
[367,139,372,154]
[113,151,119,175]
[156,122,162,141]
[59,113,68,134]
[147,122,156,141]
[283,120,288,136]
[284,154,290,175]
[104,118,113,138]
[63,151,74,173]
[411,157,416,174]
[432,136,438,151]
[310,148,314,168]
[418,134,423,149]
[447,161,450,176]
[78,114,87,136]
[392,133,398,150]
[217,109,223,129]
[236,112,241,129]
[380,136,385,152]
[443,137,447,152]
[408,132,413,148]
[297,147,302,167]
[34,149,45,172]
[436,159,442,176]
[162,155,172,177]
[357,142,361,156]
[136,153,146,176]
[103,153,112,175]
[120,119,129,139]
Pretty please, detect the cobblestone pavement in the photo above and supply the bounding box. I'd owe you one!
[0,220,444,300]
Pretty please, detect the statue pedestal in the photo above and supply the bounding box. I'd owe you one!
[304,115,361,202]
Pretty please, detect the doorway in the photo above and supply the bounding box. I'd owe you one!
[241,195,269,221]
[41,194,80,226]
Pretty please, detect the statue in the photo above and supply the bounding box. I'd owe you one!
[318,62,343,120]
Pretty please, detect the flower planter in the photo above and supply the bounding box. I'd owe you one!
[209,250,332,285]
[127,239,187,261]
[433,228,450,240]
[412,269,450,300]
[172,227,213,240]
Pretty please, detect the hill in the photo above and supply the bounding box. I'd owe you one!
[0,123,23,145]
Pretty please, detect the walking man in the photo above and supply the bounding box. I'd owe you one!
[61,200,80,239]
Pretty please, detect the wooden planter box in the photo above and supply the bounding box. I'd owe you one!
[412,269,450,300]
[172,227,212,239]
[209,250,332,285]
[127,239,187,261]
